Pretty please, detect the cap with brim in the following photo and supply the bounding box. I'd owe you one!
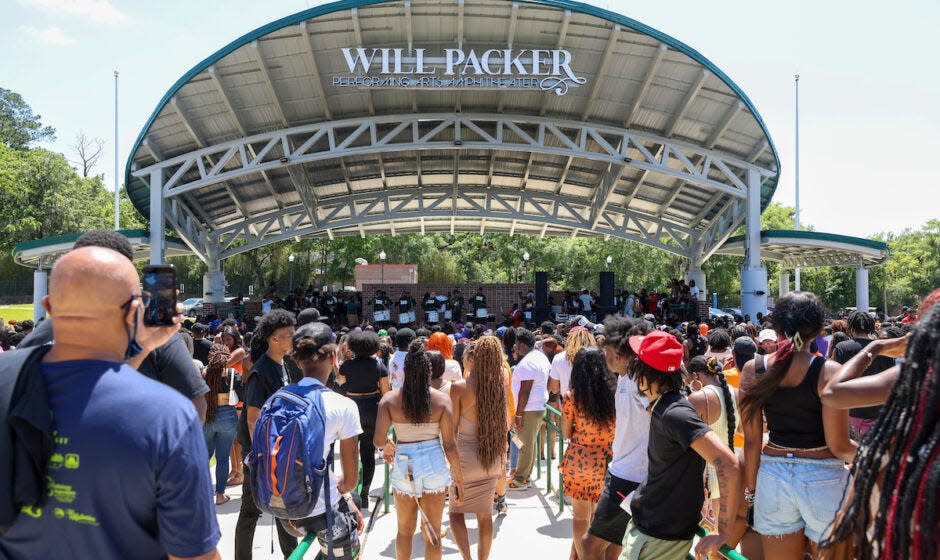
[297,307,321,326]
[377,329,388,337]
[757,329,777,343]
[291,322,335,351]
[628,331,683,373]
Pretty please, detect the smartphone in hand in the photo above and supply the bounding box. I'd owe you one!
[142,264,177,326]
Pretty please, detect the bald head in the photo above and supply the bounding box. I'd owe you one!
[45,247,140,359]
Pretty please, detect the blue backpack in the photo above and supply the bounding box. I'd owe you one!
[248,379,335,552]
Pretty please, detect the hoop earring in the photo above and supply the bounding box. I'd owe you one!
[690,378,704,392]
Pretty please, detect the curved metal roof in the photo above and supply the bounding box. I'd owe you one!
[717,230,889,268]
[126,0,779,262]
[12,229,190,269]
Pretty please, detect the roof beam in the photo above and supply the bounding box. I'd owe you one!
[207,65,282,206]
[143,137,165,161]
[350,9,376,116]
[589,163,627,228]
[404,1,417,112]
[538,9,572,117]
[168,97,251,231]
[622,145,665,209]
[747,139,769,163]
[285,164,320,230]
[692,191,724,229]
[665,69,709,138]
[250,41,289,128]
[454,0,465,112]
[706,101,743,149]
[496,3,521,113]
[299,22,333,121]
[625,44,668,128]
[581,25,621,121]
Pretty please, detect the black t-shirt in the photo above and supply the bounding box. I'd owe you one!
[398,298,412,313]
[631,391,711,541]
[192,337,213,365]
[19,320,209,401]
[237,353,289,448]
[339,356,388,393]
[833,338,894,420]
[472,294,486,309]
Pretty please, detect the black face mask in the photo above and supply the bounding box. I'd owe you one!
[123,302,143,361]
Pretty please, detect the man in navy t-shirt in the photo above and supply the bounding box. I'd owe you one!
[0,247,220,560]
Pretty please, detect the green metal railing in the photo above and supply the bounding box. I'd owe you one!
[687,525,747,560]
[535,403,566,514]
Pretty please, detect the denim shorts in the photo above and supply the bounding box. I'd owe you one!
[390,439,450,497]
[753,455,849,543]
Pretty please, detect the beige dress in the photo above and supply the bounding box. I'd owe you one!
[448,413,501,514]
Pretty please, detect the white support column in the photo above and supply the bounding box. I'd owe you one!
[32,267,48,323]
[741,167,767,323]
[149,168,165,265]
[203,241,226,303]
[779,270,790,298]
[686,268,706,302]
[856,262,870,312]
[685,241,706,302]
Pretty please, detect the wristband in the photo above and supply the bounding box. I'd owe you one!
[863,349,874,360]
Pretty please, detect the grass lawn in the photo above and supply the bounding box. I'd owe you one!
[0,304,37,323]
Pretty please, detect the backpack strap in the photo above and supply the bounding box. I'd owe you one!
[0,343,53,534]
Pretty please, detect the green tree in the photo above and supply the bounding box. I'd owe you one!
[0,88,56,150]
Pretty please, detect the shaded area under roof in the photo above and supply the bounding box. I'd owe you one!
[125,0,779,263]
[13,229,191,269]
[717,230,889,268]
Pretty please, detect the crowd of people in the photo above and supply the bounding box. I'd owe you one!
[0,229,938,560]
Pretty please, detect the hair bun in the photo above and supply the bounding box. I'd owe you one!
[407,338,426,355]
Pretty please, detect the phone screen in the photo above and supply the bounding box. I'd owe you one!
[142,265,177,326]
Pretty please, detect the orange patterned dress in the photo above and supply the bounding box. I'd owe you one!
[559,397,614,502]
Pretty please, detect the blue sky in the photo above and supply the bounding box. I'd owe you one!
[2,0,938,238]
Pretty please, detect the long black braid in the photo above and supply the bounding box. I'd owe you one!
[821,299,940,559]
[402,338,432,423]
[705,356,736,449]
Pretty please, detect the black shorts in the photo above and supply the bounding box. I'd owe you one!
[587,472,640,545]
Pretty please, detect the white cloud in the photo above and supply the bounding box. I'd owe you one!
[18,0,127,25]
[21,25,76,45]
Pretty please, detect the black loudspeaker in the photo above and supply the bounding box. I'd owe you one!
[534,271,550,323]
[599,271,615,320]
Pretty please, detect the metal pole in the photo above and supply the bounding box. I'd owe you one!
[794,73,801,291]
[114,70,120,230]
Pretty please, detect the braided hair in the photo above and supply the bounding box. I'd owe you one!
[821,299,940,559]
[204,343,231,424]
[471,336,509,469]
[402,339,432,423]
[704,356,736,449]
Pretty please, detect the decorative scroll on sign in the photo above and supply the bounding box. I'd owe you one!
[333,47,587,96]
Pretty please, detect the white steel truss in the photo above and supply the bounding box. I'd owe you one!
[132,113,775,201]
[209,186,695,260]
[133,113,778,266]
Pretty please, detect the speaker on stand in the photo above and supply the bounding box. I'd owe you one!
[599,271,615,321]
[534,271,550,323]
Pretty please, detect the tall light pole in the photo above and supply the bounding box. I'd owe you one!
[114,70,120,230]
[379,250,386,288]
[522,251,530,282]
[794,73,801,291]
[288,253,295,291]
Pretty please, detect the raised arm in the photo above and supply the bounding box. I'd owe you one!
[820,336,907,409]
[819,360,858,463]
